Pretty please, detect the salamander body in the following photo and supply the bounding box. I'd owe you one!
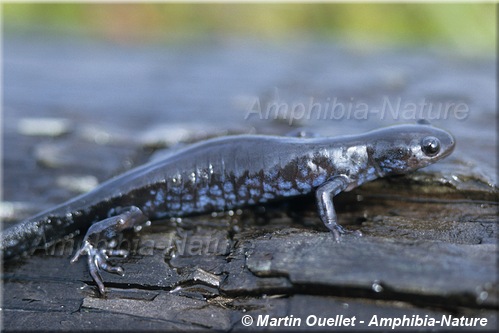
[1,123,455,293]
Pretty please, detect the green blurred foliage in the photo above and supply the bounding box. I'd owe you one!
[3,3,496,54]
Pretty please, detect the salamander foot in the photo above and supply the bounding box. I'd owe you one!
[70,206,150,294]
[71,241,128,294]
[324,222,363,242]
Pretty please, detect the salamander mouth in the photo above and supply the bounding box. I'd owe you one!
[408,155,430,170]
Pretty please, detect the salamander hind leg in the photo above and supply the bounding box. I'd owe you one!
[315,176,363,242]
[70,206,150,294]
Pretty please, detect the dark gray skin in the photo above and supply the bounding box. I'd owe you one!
[1,123,455,294]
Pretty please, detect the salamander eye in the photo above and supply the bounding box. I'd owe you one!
[421,136,440,156]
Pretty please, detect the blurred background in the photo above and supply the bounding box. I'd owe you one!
[2,3,497,205]
[3,3,496,55]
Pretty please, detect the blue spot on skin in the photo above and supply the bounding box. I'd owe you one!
[249,188,261,197]
[280,188,300,196]
[215,197,225,208]
[198,196,211,208]
[380,160,407,172]
[171,187,182,195]
[356,174,366,185]
[296,180,311,191]
[198,187,209,197]
[181,202,195,212]
[357,167,378,184]
[263,182,274,192]
[238,186,248,197]
[223,182,234,193]
[155,191,165,205]
[155,211,169,219]
[246,177,260,187]
[225,193,236,201]
[210,185,222,196]
[312,174,327,187]
[278,180,292,190]
[170,202,181,210]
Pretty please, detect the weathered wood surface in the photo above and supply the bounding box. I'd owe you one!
[2,35,497,331]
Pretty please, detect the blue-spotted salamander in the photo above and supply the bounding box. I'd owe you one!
[1,123,455,293]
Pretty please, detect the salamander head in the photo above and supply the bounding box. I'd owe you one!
[368,123,455,176]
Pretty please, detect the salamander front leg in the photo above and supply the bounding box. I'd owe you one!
[70,206,150,294]
[315,176,362,241]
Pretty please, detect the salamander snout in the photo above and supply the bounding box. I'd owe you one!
[369,124,455,176]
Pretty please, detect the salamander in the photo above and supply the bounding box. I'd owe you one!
[1,123,455,294]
